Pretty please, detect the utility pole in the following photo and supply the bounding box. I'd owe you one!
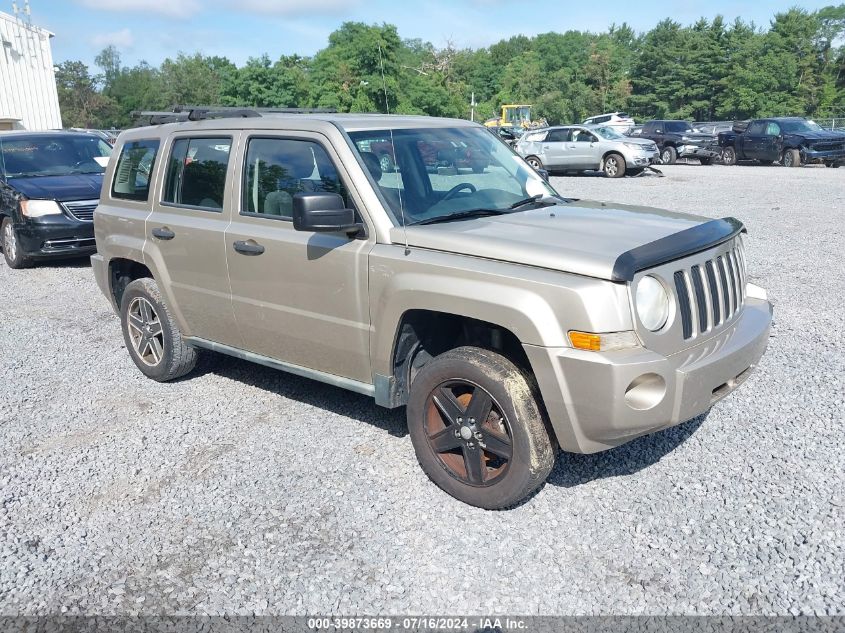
[470,92,476,122]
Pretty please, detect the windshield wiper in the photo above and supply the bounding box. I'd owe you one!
[509,194,559,210]
[412,208,513,226]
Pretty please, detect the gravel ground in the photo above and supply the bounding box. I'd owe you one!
[1,165,843,616]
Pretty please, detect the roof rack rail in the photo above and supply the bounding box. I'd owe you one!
[132,106,338,126]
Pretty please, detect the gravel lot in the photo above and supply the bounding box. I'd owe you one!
[1,165,843,616]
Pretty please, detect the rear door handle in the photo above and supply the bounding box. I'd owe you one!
[233,240,265,256]
[151,227,175,240]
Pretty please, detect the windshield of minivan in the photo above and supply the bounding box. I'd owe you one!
[0,134,112,178]
[347,127,560,226]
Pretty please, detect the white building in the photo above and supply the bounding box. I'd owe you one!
[0,8,61,130]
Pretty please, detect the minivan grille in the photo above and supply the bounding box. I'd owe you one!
[62,199,99,222]
[673,240,746,340]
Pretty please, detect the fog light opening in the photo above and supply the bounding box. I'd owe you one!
[624,373,666,411]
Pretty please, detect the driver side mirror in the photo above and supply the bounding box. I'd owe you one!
[292,192,362,235]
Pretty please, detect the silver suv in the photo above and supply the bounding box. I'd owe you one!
[515,125,658,177]
[92,109,772,509]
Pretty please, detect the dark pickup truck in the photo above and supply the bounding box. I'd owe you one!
[718,117,845,167]
[635,120,721,165]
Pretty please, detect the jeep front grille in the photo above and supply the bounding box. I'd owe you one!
[61,199,99,222]
[673,240,746,340]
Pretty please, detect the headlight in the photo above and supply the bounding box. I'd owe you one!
[623,142,645,150]
[20,200,62,218]
[636,275,670,331]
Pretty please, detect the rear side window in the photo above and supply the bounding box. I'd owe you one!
[111,139,159,201]
[163,137,231,210]
[747,121,766,135]
[546,129,571,142]
[242,137,348,220]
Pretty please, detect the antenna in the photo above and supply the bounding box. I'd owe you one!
[377,42,410,255]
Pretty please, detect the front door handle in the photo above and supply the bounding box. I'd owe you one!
[151,227,175,240]
[233,240,265,256]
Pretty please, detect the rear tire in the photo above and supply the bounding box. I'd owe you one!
[525,155,543,171]
[603,153,627,178]
[120,277,199,382]
[407,346,555,509]
[782,148,801,168]
[721,146,737,166]
[660,146,677,165]
[1,217,32,269]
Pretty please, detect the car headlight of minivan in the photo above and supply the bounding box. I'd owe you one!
[623,142,644,150]
[20,200,62,218]
[635,275,670,331]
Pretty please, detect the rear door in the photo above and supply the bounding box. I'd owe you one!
[541,128,572,168]
[144,133,241,346]
[761,121,783,161]
[224,133,373,383]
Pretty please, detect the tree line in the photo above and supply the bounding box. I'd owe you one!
[55,5,845,130]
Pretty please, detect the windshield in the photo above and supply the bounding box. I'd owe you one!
[780,119,824,133]
[348,127,561,226]
[0,134,112,178]
[593,126,626,140]
[665,121,694,133]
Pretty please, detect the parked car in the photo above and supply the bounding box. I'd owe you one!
[582,112,636,132]
[92,109,772,509]
[514,124,658,177]
[693,122,733,136]
[637,120,721,165]
[487,125,521,146]
[0,130,112,269]
[718,117,845,167]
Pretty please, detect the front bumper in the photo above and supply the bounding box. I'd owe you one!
[625,149,660,167]
[15,215,96,259]
[803,147,845,162]
[525,295,773,454]
[677,144,721,159]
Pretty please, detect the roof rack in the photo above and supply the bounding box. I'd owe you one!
[131,106,338,125]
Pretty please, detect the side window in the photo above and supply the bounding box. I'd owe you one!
[162,137,231,210]
[111,139,159,201]
[766,122,781,136]
[747,121,766,135]
[547,129,570,142]
[243,137,348,220]
[572,130,597,143]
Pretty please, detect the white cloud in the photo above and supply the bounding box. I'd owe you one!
[77,0,201,19]
[91,27,134,49]
[236,0,358,16]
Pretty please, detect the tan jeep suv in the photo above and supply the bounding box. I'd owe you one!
[92,108,772,509]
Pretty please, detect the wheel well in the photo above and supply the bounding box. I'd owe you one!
[388,310,534,407]
[602,150,624,162]
[109,258,153,307]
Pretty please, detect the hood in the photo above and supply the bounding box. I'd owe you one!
[790,130,845,142]
[621,136,656,147]
[392,201,711,281]
[5,173,103,201]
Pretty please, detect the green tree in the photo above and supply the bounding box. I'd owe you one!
[54,60,116,128]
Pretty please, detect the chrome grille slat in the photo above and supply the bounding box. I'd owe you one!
[61,199,98,222]
[669,239,747,341]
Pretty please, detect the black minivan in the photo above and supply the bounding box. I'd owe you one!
[0,131,112,269]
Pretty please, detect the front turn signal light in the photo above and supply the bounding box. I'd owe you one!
[569,330,639,352]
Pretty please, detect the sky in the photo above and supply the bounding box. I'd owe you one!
[10,0,838,69]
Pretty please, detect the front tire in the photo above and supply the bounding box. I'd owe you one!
[660,146,677,165]
[1,217,31,269]
[603,153,627,178]
[120,278,199,381]
[721,146,737,166]
[407,346,556,509]
[782,148,801,168]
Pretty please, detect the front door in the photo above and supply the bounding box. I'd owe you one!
[743,121,769,160]
[569,128,600,169]
[144,133,241,347]
[225,134,373,384]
